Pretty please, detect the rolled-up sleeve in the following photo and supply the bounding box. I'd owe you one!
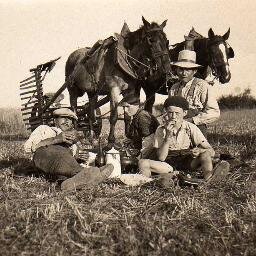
[192,84,220,125]
[24,125,58,153]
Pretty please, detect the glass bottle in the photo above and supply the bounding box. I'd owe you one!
[95,137,105,167]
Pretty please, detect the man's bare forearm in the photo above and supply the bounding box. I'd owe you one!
[157,138,170,161]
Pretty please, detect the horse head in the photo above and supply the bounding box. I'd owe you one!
[124,17,171,80]
[207,28,234,84]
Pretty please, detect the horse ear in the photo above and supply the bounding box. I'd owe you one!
[228,46,235,59]
[142,16,150,28]
[223,28,230,41]
[208,28,215,38]
[160,20,167,29]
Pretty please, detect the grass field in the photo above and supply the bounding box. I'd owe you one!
[0,108,255,256]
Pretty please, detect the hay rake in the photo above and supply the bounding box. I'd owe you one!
[20,57,104,135]
[20,57,61,131]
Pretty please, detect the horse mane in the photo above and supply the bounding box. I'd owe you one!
[124,26,145,49]
[124,22,167,50]
[193,38,209,64]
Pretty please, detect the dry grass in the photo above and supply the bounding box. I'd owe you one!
[0,108,255,256]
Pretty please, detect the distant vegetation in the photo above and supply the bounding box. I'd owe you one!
[218,88,256,110]
[153,88,256,112]
[0,108,27,139]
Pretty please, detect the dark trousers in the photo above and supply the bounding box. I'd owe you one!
[33,145,83,178]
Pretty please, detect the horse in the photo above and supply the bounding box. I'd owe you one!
[142,28,235,112]
[65,17,171,145]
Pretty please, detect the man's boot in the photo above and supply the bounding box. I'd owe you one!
[61,164,114,191]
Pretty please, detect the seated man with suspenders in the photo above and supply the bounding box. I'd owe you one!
[138,96,227,182]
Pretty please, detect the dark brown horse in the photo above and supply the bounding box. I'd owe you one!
[65,17,171,145]
[143,28,235,112]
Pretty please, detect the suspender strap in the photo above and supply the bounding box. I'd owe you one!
[187,78,198,98]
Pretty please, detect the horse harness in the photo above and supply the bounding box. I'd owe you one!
[116,27,169,80]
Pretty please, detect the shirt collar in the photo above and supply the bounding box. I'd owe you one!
[179,77,195,87]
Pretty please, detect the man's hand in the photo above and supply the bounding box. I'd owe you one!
[164,122,176,140]
[191,147,208,158]
[55,130,78,145]
[75,149,89,163]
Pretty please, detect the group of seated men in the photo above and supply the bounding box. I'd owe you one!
[122,49,221,180]
[24,49,226,191]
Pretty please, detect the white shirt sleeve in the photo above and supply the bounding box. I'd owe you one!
[24,125,60,153]
[192,84,220,125]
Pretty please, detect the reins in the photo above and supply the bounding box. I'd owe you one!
[116,47,151,69]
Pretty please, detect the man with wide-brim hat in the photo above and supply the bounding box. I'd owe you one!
[24,107,114,191]
[169,49,220,136]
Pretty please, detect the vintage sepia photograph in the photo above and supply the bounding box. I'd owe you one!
[0,0,255,255]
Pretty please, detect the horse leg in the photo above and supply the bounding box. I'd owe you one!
[68,88,78,128]
[68,87,78,112]
[144,89,155,113]
[108,86,121,146]
[87,93,98,138]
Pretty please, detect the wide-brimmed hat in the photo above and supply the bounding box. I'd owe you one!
[171,49,202,69]
[53,108,78,120]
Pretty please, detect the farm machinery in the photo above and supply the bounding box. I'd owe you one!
[19,57,106,136]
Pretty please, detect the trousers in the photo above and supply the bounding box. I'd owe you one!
[33,145,83,178]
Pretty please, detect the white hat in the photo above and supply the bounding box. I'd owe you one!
[53,108,78,120]
[171,49,202,68]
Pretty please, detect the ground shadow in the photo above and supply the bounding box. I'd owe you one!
[0,157,39,176]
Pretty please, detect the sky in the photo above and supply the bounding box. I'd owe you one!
[0,0,256,108]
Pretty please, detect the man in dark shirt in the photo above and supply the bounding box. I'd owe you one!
[121,97,159,153]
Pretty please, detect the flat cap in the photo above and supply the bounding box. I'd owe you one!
[53,108,78,120]
[164,96,189,110]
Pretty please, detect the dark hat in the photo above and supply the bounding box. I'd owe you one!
[53,108,78,120]
[120,94,140,106]
[164,96,189,110]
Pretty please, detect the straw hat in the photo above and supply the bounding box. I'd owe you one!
[171,50,202,68]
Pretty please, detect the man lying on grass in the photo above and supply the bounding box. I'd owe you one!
[24,108,113,191]
[139,96,228,183]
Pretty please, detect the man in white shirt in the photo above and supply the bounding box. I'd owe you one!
[169,49,220,136]
[24,108,113,191]
[138,96,216,181]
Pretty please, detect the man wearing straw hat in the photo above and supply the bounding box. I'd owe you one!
[169,49,220,135]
